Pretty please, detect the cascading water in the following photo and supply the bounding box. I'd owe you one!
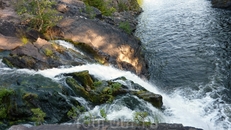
[135,0,231,129]
[0,56,217,129]
[1,0,231,129]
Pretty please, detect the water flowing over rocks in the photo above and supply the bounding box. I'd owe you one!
[2,38,96,69]
[0,0,203,129]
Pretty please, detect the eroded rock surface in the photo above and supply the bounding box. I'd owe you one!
[212,0,231,9]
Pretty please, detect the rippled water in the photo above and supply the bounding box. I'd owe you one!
[135,0,231,129]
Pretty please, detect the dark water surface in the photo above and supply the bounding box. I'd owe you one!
[135,0,231,129]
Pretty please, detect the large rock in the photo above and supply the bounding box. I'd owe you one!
[59,17,148,77]
[2,38,96,69]
[0,20,21,50]
[0,73,81,129]
[212,0,231,9]
[56,0,148,78]
[65,71,162,108]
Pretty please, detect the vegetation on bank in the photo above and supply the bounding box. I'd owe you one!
[14,0,62,33]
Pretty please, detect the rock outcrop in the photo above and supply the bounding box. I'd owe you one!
[0,0,148,78]
[2,38,103,69]
[212,0,231,9]
[0,69,163,129]
[65,71,163,107]
[57,0,148,78]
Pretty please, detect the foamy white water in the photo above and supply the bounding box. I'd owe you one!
[54,40,84,55]
[0,40,228,130]
[0,63,220,129]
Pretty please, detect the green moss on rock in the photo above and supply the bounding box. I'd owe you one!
[2,58,14,68]
[71,41,108,65]
[66,70,95,90]
[133,90,163,108]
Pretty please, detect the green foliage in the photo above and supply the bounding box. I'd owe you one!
[0,88,14,119]
[85,5,96,19]
[67,106,86,120]
[0,107,7,119]
[15,0,62,33]
[84,112,94,124]
[23,93,38,99]
[108,82,121,95]
[21,37,29,44]
[100,109,107,121]
[118,1,128,11]
[0,88,13,102]
[44,48,53,57]
[2,58,14,68]
[84,0,115,16]
[133,111,149,125]
[31,108,46,126]
[93,81,102,87]
[119,21,132,34]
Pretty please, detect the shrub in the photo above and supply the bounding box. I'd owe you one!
[100,109,107,121]
[31,108,46,126]
[118,21,132,34]
[15,0,62,33]
[83,0,115,16]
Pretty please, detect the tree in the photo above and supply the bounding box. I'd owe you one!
[15,0,62,33]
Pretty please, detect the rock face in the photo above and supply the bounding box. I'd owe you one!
[59,17,148,77]
[212,0,231,9]
[56,0,148,78]
[0,69,163,129]
[2,38,98,69]
[65,71,163,107]
[0,73,81,129]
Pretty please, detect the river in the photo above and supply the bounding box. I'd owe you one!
[135,0,231,129]
[1,0,231,129]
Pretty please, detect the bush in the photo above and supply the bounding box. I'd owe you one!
[119,21,132,34]
[83,0,115,16]
[15,0,62,33]
[31,108,46,126]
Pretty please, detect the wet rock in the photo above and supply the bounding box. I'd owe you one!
[65,71,162,108]
[212,0,231,9]
[0,74,81,129]
[2,38,95,69]
[59,17,148,77]
[132,91,163,108]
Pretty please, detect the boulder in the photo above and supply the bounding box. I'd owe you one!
[59,17,148,77]
[65,71,162,108]
[2,38,95,69]
[0,73,81,129]
[212,0,231,9]
[132,91,163,108]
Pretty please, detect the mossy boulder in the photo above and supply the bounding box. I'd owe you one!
[71,41,109,65]
[66,70,94,90]
[132,91,163,108]
[64,71,163,108]
[0,73,81,129]
[2,38,95,69]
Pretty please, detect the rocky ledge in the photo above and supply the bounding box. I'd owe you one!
[211,0,231,9]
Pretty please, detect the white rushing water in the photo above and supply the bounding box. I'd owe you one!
[0,61,218,129]
[1,39,228,129]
